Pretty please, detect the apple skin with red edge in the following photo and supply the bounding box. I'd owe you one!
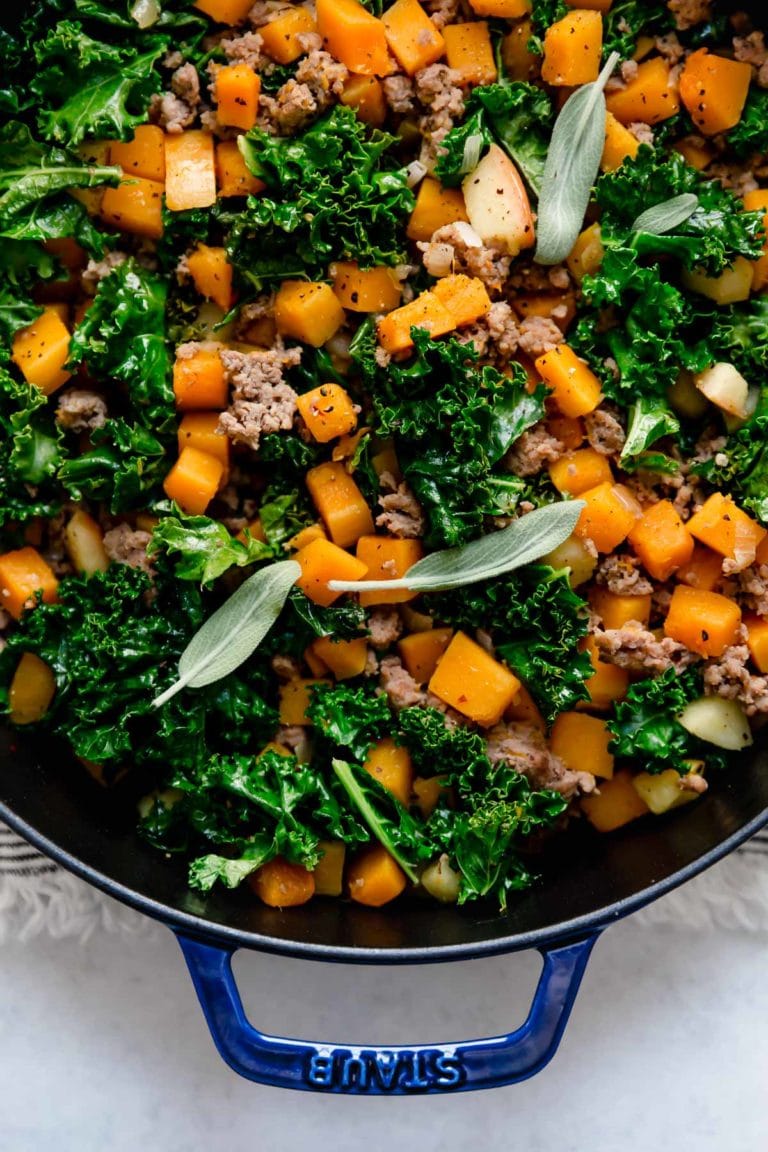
[461,144,535,257]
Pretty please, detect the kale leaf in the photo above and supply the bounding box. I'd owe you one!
[602,1,672,59]
[307,682,391,763]
[149,510,275,585]
[727,85,768,158]
[620,395,681,472]
[0,366,64,525]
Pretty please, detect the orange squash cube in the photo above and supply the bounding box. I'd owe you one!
[332,262,401,312]
[216,139,266,198]
[601,112,640,172]
[548,447,612,496]
[173,347,228,410]
[428,631,521,727]
[0,548,59,620]
[260,6,317,63]
[8,652,57,726]
[606,57,680,125]
[412,776,444,818]
[363,736,413,805]
[215,63,261,130]
[535,344,603,418]
[580,635,629,710]
[296,383,358,444]
[165,130,217,212]
[680,49,752,137]
[504,681,546,731]
[251,857,315,907]
[163,446,224,515]
[547,414,584,451]
[295,537,368,606]
[109,125,165,182]
[407,177,468,242]
[11,307,72,395]
[675,544,723,593]
[316,0,392,76]
[306,462,375,548]
[187,245,233,312]
[581,770,649,833]
[567,222,605,283]
[664,585,742,658]
[310,635,369,679]
[745,616,768,674]
[275,281,346,347]
[355,535,424,606]
[501,20,538,82]
[468,0,530,13]
[177,412,230,478]
[542,10,603,87]
[686,493,766,568]
[193,0,254,22]
[101,176,165,239]
[278,678,331,726]
[340,74,387,126]
[590,588,651,630]
[551,712,614,780]
[348,844,407,906]
[382,0,445,75]
[312,841,346,897]
[443,22,497,87]
[288,523,328,551]
[398,627,453,684]
[431,274,492,328]
[575,482,641,553]
[629,500,695,582]
[377,291,455,354]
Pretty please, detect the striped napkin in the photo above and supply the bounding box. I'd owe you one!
[2,821,768,941]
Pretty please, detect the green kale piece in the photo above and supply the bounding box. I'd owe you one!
[529,0,568,38]
[149,510,275,585]
[307,682,392,763]
[620,396,681,472]
[602,1,672,58]
[0,366,64,526]
[727,86,768,158]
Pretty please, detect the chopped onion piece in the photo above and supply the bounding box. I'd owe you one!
[131,0,160,28]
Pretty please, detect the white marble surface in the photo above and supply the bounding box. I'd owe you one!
[1,916,766,1150]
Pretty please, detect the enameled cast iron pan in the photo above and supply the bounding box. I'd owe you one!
[3,0,768,1096]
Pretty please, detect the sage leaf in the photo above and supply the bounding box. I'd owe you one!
[329,500,585,595]
[630,193,699,236]
[534,51,621,266]
[152,559,300,708]
[332,759,421,883]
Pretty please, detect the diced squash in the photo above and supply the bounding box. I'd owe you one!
[173,346,228,410]
[398,628,453,684]
[674,136,714,170]
[187,245,233,312]
[260,7,317,63]
[214,63,261,130]
[194,0,254,22]
[504,681,546,731]
[543,532,598,588]
[547,414,584,451]
[304,643,330,677]
[412,776,444,818]
[606,57,680,125]
[675,544,722,593]
[109,125,166,182]
[431,274,492,327]
[216,139,266,198]
[70,141,110,215]
[236,518,267,546]
[101,174,166,239]
[332,262,402,312]
[551,712,614,780]
[251,857,315,907]
[278,678,330,726]
[743,189,768,292]
[686,492,766,569]
[312,841,346,897]
[628,499,695,582]
[295,537,368,606]
[288,522,328,551]
[11,307,72,395]
[340,74,387,126]
[535,344,603,418]
[468,0,530,12]
[542,10,603,86]
[306,463,375,550]
[9,653,56,726]
[680,49,752,136]
[407,177,468,242]
[548,447,612,496]
[44,237,86,275]
[632,769,700,816]
[601,112,640,172]
[64,509,109,575]
[165,131,217,212]
[581,770,649,832]
[574,482,641,553]
[682,257,754,305]
[443,22,497,87]
[501,20,537,82]
[746,616,768,674]
[297,384,358,444]
[316,0,392,76]
[580,635,629,710]
[512,293,577,333]
[382,0,445,75]
[363,736,413,805]
[567,222,605,283]
[0,548,59,620]
[355,535,424,606]
[428,631,520,727]
[664,585,742,658]
[590,588,651,630]
[178,412,230,478]
[163,445,224,515]
[275,281,346,347]
[377,291,455,353]
[348,844,407,906]
[311,636,369,679]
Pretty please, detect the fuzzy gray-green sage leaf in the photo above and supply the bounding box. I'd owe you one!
[152,559,300,708]
[534,51,621,266]
[329,500,585,595]
[630,193,700,236]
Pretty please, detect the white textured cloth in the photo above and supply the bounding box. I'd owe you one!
[2,821,768,941]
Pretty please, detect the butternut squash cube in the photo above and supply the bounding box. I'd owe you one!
[377,291,455,353]
[295,537,368,606]
[535,344,602,418]
[428,631,521,727]
[216,139,266,198]
[275,281,346,347]
[745,616,768,674]
[173,347,228,410]
[187,245,233,312]
[673,137,714,170]
[312,841,346,897]
[629,499,694,582]
[675,544,723,593]
[163,446,225,515]
[580,635,628,710]
[332,262,401,312]
[340,74,387,127]
[431,274,492,327]
[468,0,530,12]
[9,652,56,726]
[355,535,424,606]
[260,6,317,63]
[0,547,59,620]
[382,0,445,75]
[215,63,261,130]
[407,177,469,242]
[177,412,230,478]
[575,482,641,553]
[109,125,166,182]
[194,0,254,22]
[686,493,766,568]
[11,306,72,395]
[581,770,649,832]
[288,522,328,551]
[589,588,651,630]
[551,712,614,779]
[548,447,612,496]
[278,678,330,726]
[398,627,453,684]
[566,222,605,283]
[165,131,217,211]
[251,857,315,907]
[316,0,392,76]
[542,10,602,86]
[547,414,585,451]
[680,49,752,137]
[664,585,742,658]
[443,22,497,87]
[601,112,639,172]
[412,775,444,818]
[296,383,358,444]
[101,176,165,239]
[306,462,375,548]
[64,509,109,575]
[606,57,680,125]
[363,736,413,805]
[311,635,369,679]
[504,681,546,731]
[348,844,407,906]
[501,20,537,82]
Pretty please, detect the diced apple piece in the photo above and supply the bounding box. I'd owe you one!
[461,144,535,257]
[542,533,597,588]
[694,362,750,419]
[677,696,753,751]
[632,768,701,816]
[420,855,460,903]
[682,257,753,304]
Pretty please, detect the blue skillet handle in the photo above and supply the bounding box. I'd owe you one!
[176,929,600,1093]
